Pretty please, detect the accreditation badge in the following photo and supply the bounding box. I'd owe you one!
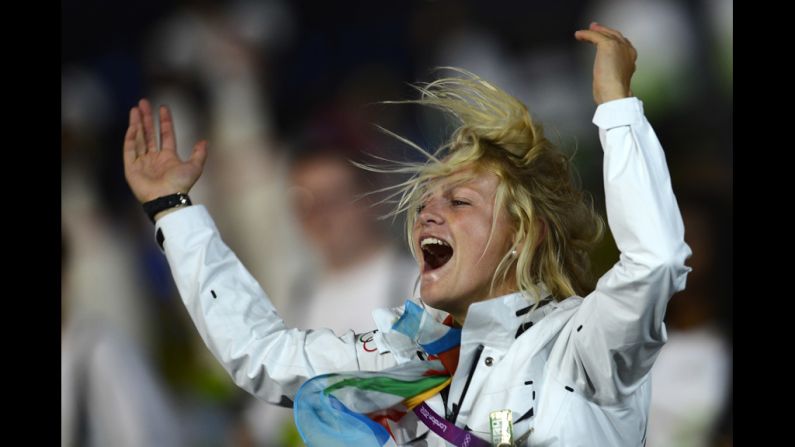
[489,409,514,446]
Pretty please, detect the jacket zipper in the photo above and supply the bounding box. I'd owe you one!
[449,344,484,424]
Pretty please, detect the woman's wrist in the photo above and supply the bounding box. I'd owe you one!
[143,192,192,223]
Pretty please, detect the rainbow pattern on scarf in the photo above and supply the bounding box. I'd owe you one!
[293,300,461,447]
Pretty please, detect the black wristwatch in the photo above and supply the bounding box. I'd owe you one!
[142,192,192,223]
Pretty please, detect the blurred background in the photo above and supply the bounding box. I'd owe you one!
[61,0,732,446]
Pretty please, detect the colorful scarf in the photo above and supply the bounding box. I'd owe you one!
[293,300,463,446]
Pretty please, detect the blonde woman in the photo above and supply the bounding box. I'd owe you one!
[123,22,691,446]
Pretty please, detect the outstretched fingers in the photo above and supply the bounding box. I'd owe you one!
[138,99,158,154]
[123,108,141,165]
[159,105,177,154]
[589,22,625,41]
[190,140,209,170]
[574,28,611,45]
[575,23,637,62]
[128,107,147,158]
[575,22,631,46]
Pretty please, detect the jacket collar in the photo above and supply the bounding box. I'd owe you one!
[374,284,568,360]
[460,287,556,351]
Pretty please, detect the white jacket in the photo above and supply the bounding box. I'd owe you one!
[155,97,691,446]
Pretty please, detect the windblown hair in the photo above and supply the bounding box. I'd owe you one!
[361,68,605,304]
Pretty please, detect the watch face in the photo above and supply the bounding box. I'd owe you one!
[177,193,192,206]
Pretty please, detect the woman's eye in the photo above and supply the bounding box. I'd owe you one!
[416,204,426,213]
[451,199,470,207]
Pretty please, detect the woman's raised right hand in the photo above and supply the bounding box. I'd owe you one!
[123,99,208,204]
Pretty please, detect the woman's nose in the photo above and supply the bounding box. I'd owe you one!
[419,201,445,225]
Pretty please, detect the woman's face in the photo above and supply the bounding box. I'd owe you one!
[412,166,517,320]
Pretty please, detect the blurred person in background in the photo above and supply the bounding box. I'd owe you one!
[140,5,308,444]
[142,0,299,311]
[61,68,184,447]
[241,112,418,446]
[121,22,692,446]
[62,225,183,447]
[144,5,417,443]
[646,182,731,447]
[285,114,418,334]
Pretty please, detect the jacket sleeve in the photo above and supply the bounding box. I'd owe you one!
[563,97,692,404]
[155,205,397,405]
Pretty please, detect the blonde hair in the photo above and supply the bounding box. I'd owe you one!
[361,68,604,304]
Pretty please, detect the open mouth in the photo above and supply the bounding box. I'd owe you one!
[420,237,453,272]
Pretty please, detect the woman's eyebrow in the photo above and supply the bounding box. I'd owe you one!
[425,173,482,199]
[448,183,484,199]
